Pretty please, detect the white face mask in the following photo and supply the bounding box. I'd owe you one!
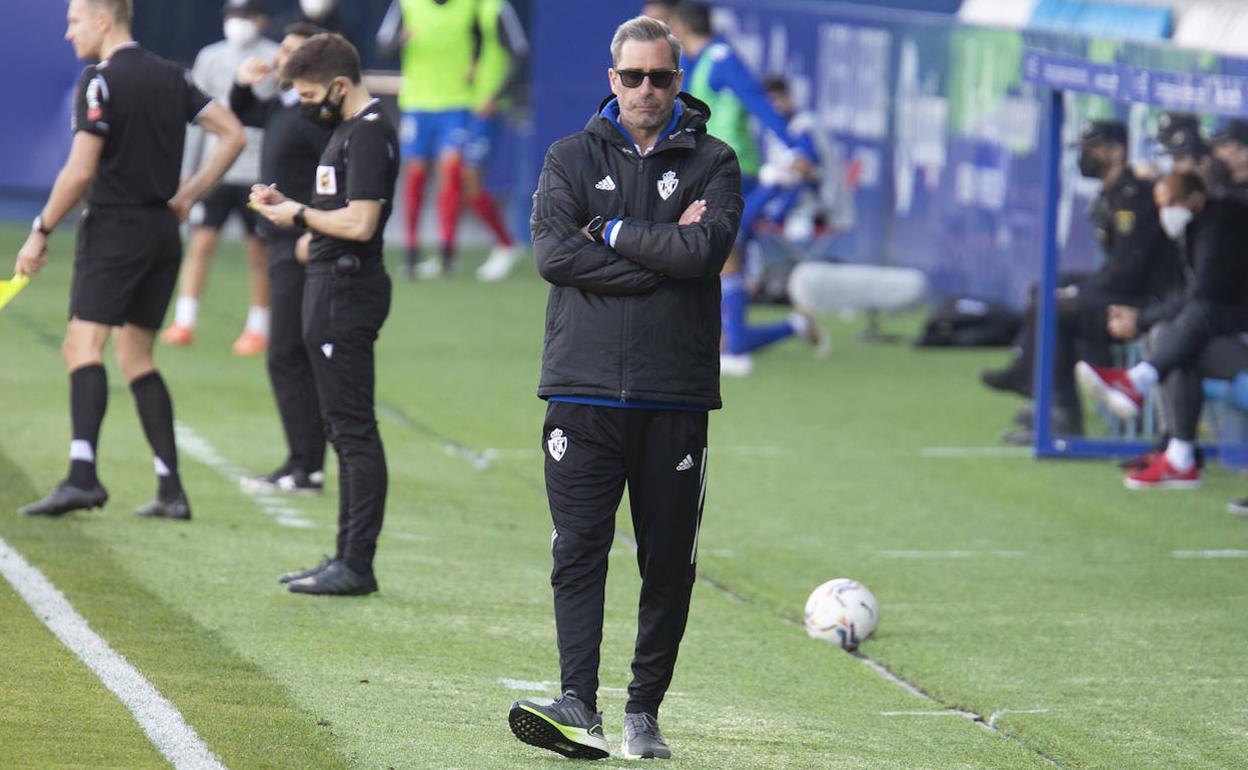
[1159,206,1193,240]
[224,18,260,46]
[300,0,335,18]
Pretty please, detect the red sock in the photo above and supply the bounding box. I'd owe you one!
[469,190,513,247]
[404,165,427,250]
[437,157,464,252]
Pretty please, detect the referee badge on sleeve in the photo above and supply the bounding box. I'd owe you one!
[316,165,337,196]
[547,428,567,462]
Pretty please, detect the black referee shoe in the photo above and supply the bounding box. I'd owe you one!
[19,481,109,517]
[135,491,192,521]
[240,467,324,496]
[509,692,609,760]
[278,554,333,584]
[287,560,377,596]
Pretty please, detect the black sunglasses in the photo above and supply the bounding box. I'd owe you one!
[615,69,679,89]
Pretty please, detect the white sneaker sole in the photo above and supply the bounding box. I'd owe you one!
[239,476,322,497]
[1075,361,1141,421]
[620,742,672,760]
[1123,476,1201,491]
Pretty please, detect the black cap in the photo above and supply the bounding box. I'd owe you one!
[1157,112,1207,157]
[223,0,265,16]
[1078,120,1127,146]
[1212,119,1248,146]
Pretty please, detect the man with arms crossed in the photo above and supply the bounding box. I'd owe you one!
[508,15,741,761]
[16,0,245,520]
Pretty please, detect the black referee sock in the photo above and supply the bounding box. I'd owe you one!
[130,371,182,499]
[67,364,108,489]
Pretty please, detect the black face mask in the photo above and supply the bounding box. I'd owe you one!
[302,84,343,128]
[1078,149,1104,179]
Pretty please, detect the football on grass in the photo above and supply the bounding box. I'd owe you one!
[804,578,879,651]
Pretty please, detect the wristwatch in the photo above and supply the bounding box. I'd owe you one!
[32,215,51,236]
[586,215,605,244]
[293,206,308,230]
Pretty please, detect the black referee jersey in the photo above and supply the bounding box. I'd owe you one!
[74,43,211,206]
[307,99,399,263]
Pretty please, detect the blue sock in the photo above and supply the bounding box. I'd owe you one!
[721,274,749,355]
[721,274,797,355]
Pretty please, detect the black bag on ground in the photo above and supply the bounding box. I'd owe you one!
[915,296,1022,347]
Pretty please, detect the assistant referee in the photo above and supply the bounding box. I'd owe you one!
[16,0,246,520]
[250,33,398,597]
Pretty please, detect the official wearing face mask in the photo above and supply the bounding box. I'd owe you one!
[981,121,1180,444]
[1079,170,1248,489]
[250,34,399,597]
[162,0,280,353]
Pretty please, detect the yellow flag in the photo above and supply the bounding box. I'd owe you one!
[0,274,30,312]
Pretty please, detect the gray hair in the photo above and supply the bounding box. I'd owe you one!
[610,16,682,69]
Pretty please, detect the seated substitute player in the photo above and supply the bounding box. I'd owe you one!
[17,0,246,519]
[1078,171,1248,489]
[509,15,742,762]
[251,33,399,596]
[980,121,1181,444]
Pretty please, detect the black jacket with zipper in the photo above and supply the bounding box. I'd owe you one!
[532,93,743,409]
[1138,198,1248,331]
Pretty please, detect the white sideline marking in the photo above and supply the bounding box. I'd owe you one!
[1173,550,1248,559]
[0,536,225,770]
[878,550,1027,559]
[443,444,492,470]
[988,709,1051,728]
[175,422,315,529]
[388,531,432,542]
[881,710,975,718]
[920,447,1032,459]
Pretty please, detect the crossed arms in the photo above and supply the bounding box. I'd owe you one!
[531,144,743,296]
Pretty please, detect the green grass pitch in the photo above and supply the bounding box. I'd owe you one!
[1,223,1246,768]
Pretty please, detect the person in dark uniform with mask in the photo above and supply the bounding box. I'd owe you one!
[231,22,333,496]
[1209,119,1248,204]
[250,33,399,596]
[980,120,1181,443]
[1155,112,1209,177]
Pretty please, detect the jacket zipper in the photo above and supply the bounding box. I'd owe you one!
[620,151,650,401]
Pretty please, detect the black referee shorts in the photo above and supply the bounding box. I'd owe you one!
[70,205,181,330]
[191,183,259,235]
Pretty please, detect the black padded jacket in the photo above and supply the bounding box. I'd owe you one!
[532,93,743,408]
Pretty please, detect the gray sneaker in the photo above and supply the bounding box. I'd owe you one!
[621,712,671,759]
[509,691,609,760]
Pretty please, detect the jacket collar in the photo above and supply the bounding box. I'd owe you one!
[585,92,712,156]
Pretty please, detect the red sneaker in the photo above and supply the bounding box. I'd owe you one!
[1124,454,1201,490]
[1075,361,1143,420]
[1121,450,1160,473]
